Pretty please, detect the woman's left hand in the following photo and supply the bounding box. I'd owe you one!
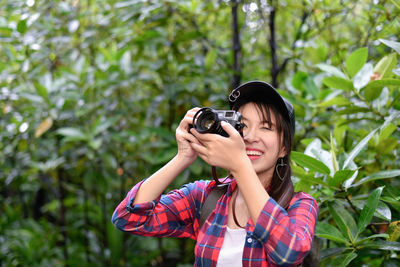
[189,121,250,173]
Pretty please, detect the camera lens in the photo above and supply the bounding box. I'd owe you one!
[197,110,217,133]
[202,118,214,130]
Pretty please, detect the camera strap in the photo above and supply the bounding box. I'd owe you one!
[199,182,229,228]
[211,166,230,184]
[212,166,218,182]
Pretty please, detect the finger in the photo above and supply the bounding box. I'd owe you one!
[190,142,208,156]
[220,121,241,138]
[187,108,201,125]
[181,131,201,145]
[185,107,201,119]
[189,128,215,142]
[181,108,201,127]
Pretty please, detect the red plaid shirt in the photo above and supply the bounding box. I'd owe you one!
[112,178,318,266]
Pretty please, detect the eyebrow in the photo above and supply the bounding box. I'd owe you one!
[241,116,275,126]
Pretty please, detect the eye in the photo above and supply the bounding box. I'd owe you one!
[261,124,273,131]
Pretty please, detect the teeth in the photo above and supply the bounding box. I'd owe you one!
[246,150,262,156]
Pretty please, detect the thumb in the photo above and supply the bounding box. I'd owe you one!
[220,121,240,137]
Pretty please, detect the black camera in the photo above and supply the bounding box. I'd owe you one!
[192,107,243,137]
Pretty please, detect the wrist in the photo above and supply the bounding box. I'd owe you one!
[230,156,252,178]
[175,152,196,169]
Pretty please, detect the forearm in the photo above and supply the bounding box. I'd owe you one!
[231,161,270,223]
[133,154,192,204]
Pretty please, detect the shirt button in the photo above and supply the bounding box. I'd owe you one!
[247,238,252,243]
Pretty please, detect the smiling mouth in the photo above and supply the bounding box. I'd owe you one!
[246,149,263,160]
[246,150,262,156]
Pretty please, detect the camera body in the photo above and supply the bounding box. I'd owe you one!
[192,107,243,137]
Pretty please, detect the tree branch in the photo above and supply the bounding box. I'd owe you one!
[260,0,311,87]
[267,0,279,88]
[231,0,242,89]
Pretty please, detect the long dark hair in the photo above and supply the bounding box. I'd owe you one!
[232,99,294,209]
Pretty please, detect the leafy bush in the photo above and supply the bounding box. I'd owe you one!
[290,42,400,266]
[1,0,399,266]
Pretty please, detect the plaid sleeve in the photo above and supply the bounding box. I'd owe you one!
[252,192,318,266]
[111,179,209,240]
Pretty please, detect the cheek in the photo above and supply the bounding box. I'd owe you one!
[264,135,283,153]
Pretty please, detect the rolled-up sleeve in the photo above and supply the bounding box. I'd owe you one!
[111,179,209,240]
[252,192,318,266]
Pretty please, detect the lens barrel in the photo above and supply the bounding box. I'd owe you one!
[193,108,219,134]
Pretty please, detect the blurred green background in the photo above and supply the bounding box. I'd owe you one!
[1,0,399,266]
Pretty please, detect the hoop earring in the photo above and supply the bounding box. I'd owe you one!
[275,158,287,181]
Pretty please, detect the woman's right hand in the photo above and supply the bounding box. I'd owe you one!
[175,107,201,166]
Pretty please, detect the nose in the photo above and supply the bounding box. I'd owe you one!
[243,127,259,143]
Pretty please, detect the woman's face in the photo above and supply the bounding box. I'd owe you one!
[239,102,286,183]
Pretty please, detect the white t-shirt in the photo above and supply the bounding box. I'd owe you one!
[216,226,246,267]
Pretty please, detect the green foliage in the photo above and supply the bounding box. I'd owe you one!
[1,0,399,266]
[291,42,400,265]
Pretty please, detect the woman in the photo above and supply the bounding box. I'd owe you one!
[112,81,318,266]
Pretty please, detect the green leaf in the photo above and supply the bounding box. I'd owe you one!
[364,79,400,101]
[34,82,49,100]
[373,53,397,79]
[357,187,384,235]
[89,138,102,150]
[331,252,357,267]
[350,170,400,187]
[353,200,392,221]
[379,39,400,55]
[353,63,373,91]
[322,76,353,91]
[316,63,347,79]
[359,240,400,251]
[342,128,378,169]
[305,77,319,98]
[334,123,348,148]
[292,71,308,91]
[56,127,88,141]
[320,247,347,261]
[315,222,349,245]
[291,151,331,175]
[329,169,356,187]
[391,0,400,9]
[375,201,392,221]
[292,166,335,189]
[294,180,311,192]
[379,123,397,142]
[329,202,358,241]
[92,117,118,136]
[346,47,368,78]
[376,138,398,155]
[335,106,371,115]
[355,234,389,245]
[17,19,27,34]
[319,96,352,107]
[381,196,400,208]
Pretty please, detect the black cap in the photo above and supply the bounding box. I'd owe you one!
[228,81,295,135]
